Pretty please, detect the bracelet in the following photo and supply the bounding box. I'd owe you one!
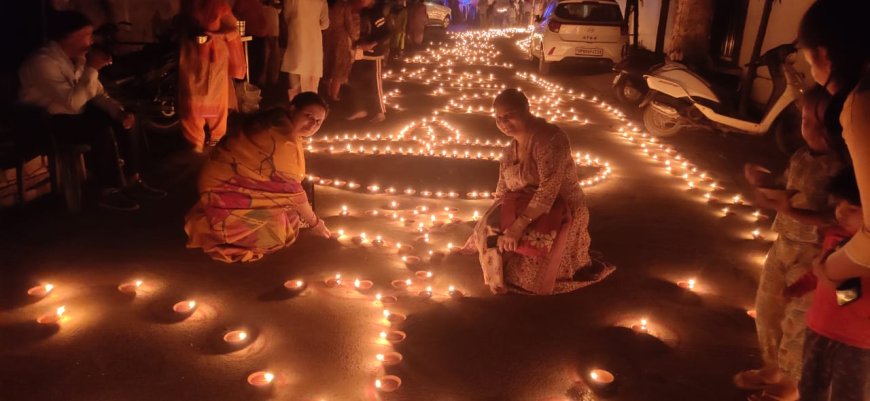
[518,214,533,223]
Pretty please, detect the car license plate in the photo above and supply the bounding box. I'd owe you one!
[576,47,604,56]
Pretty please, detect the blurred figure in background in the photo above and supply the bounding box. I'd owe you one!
[405,0,427,51]
[282,0,329,99]
[322,0,362,101]
[387,0,407,61]
[232,0,266,86]
[260,0,282,87]
[346,0,390,122]
[177,0,247,153]
[18,11,165,210]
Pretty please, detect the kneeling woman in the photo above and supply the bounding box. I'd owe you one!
[470,89,613,294]
[185,93,332,263]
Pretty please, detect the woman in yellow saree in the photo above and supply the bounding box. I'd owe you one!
[185,93,332,263]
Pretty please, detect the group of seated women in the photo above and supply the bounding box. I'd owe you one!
[185,89,613,294]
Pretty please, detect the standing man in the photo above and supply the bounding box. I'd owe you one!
[18,11,164,210]
[347,0,391,122]
[282,0,329,99]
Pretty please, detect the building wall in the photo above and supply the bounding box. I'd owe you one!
[739,0,814,104]
[628,0,814,106]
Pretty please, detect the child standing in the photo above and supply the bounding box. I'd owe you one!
[736,85,845,400]
[798,168,870,401]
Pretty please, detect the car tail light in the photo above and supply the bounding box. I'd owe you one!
[548,21,561,33]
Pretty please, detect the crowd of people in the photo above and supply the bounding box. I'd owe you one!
[9,0,870,399]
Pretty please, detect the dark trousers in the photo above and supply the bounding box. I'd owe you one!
[349,57,386,116]
[247,36,266,86]
[799,329,870,401]
[48,107,141,190]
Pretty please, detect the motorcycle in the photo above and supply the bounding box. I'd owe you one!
[640,43,803,152]
[611,47,664,107]
[94,23,180,135]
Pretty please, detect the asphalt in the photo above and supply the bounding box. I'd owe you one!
[0,26,791,401]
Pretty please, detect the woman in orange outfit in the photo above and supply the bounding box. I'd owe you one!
[178,0,247,153]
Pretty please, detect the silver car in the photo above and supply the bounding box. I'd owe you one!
[425,0,452,28]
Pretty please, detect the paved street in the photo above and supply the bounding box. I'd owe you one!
[0,28,792,401]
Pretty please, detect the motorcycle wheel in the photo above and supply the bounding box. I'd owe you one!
[643,105,683,137]
[614,77,646,107]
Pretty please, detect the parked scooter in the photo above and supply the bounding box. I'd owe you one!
[611,47,665,107]
[640,43,803,151]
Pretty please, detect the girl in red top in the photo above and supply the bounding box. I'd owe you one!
[799,168,870,401]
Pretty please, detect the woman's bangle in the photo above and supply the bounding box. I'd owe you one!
[518,214,533,224]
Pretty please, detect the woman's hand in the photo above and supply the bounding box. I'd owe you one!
[309,219,332,238]
[498,221,525,253]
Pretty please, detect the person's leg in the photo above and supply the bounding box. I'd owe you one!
[288,73,302,100]
[52,112,126,189]
[264,36,281,85]
[301,75,320,93]
[347,60,372,119]
[755,240,789,370]
[180,113,207,153]
[354,58,386,120]
[829,339,870,401]
[248,36,266,86]
[205,106,229,146]
[797,330,835,401]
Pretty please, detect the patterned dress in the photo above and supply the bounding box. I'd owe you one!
[755,147,842,379]
[184,110,311,263]
[472,118,613,294]
[323,0,360,85]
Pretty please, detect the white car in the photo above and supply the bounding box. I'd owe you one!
[528,0,627,74]
[425,0,452,28]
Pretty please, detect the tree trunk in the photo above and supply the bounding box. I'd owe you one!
[666,0,715,68]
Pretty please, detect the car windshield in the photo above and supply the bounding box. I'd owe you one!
[554,2,622,23]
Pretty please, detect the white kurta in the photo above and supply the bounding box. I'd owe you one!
[282,0,329,77]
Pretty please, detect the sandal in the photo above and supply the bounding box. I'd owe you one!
[733,369,782,390]
[746,382,798,401]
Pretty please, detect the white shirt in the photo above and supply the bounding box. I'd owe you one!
[18,42,122,118]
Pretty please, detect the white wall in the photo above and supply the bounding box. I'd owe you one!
[739,0,814,104]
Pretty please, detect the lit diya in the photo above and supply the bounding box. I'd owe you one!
[415,270,433,280]
[448,285,463,298]
[383,309,406,324]
[325,274,343,287]
[247,371,275,387]
[395,243,415,255]
[379,330,407,344]
[173,300,197,314]
[376,352,403,367]
[391,278,413,289]
[375,293,398,304]
[37,305,66,325]
[223,329,249,344]
[374,375,402,392]
[401,255,421,267]
[118,280,143,295]
[353,278,374,291]
[283,279,307,292]
[587,369,615,392]
[677,278,697,290]
[418,286,434,298]
[27,283,54,297]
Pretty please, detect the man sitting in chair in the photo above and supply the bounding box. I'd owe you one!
[18,10,164,211]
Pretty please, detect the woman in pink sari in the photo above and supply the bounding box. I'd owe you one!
[185,93,332,263]
[469,89,614,294]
